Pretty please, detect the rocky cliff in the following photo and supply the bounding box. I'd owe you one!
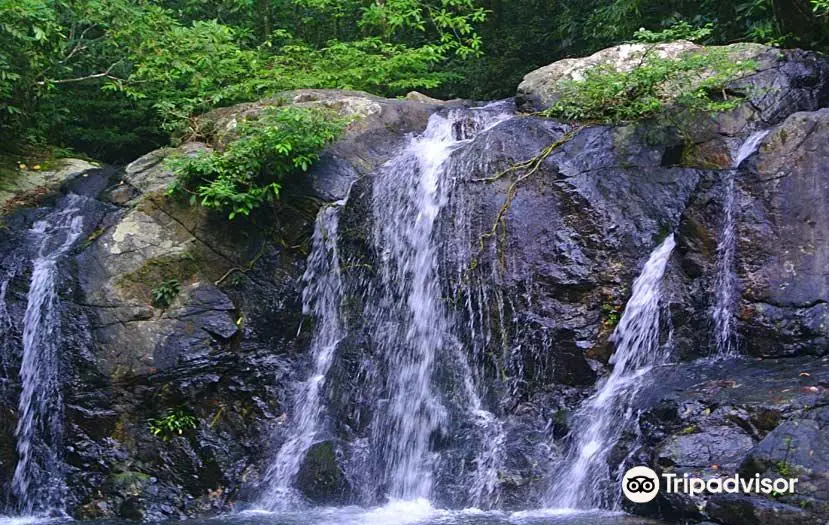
[0,43,827,524]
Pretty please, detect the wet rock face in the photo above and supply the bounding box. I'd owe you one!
[0,89,445,519]
[294,440,353,505]
[628,357,829,524]
[670,112,829,361]
[737,109,829,357]
[441,117,701,395]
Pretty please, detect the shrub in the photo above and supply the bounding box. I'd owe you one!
[151,278,180,308]
[167,106,343,220]
[632,21,714,43]
[148,408,198,441]
[543,47,756,125]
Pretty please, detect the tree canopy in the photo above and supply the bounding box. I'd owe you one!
[1,0,827,162]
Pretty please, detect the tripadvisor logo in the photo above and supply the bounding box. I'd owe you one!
[622,466,799,503]
[622,466,660,503]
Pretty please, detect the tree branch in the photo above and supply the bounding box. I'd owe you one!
[36,60,124,86]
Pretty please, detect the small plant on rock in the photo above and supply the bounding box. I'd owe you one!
[151,279,181,308]
[601,303,622,328]
[543,47,757,125]
[632,21,714,43]
[148,408,198,441]
[167,107,344,220]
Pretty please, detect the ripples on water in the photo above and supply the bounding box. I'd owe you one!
[212,501,657,525]
[2,502,665,525]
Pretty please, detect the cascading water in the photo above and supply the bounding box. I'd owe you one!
[0,276,16,399]
[260,202,346,510]
[259,105,513,510]
[711,130,769,357]
[369,111,455,501]
[365,106,511,502]
[11,194,85,515]
[548,234,676,509]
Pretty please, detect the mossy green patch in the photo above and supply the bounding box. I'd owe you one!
[117,251,202,304]
[108,471,152,496]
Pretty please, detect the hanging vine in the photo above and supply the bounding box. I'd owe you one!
[471,125,584,268]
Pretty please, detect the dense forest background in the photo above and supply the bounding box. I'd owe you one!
[2,0,827,164]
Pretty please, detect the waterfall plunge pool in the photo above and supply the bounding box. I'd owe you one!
[1,503,666,525]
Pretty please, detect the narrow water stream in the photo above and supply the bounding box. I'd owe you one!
[711,130,769,357]
[548,235,676,509]
[12,194,86,515]
[261,202,347,509]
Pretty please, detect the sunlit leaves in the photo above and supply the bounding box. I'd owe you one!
[168,107,343,219]
[544,48,757,125]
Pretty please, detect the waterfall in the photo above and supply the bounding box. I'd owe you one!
[258,105,514,510]
[12,194,85,515]
[364,107,502,501]
[371,112,455,501]
[260,202,346,510]
[711,130,769,357]
[0,277,16,399]
[548,234,676,509]
[366,107,513,502]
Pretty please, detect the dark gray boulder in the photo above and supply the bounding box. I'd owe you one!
[738,109,829,357]
[295,440,353,505]
[627,356,829,524]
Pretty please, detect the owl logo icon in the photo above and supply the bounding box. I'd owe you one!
[622,466,660,503]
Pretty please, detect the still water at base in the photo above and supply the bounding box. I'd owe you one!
[2,501,664,525]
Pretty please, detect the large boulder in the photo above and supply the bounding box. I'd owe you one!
[737,109,829,357]
[516,41,700,113]
[0,158,99,214]
[199,88,452,201]
[516,42,829,134]
[628,356,829,524]
[294,440,353,505]
[79,88,449,379]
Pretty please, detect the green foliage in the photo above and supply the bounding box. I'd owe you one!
[775,435,796,476]
[263,37,457,94]
[1,0,487,156]
[813,0,829,15]
[122,19,264,135]
[168,107,343,219]
[148,408,198,440]
[1,0,827,160]
[601,303,622,328]
[543,48,757,125]
[632,21,714,43]
[775,459,794,477]
[151,278,181,308]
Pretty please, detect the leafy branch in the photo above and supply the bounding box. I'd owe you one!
[167,106,343,220]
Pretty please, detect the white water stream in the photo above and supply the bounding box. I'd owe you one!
[711,130,769,357]
[548,235,676,509]
[12,194,85,515]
